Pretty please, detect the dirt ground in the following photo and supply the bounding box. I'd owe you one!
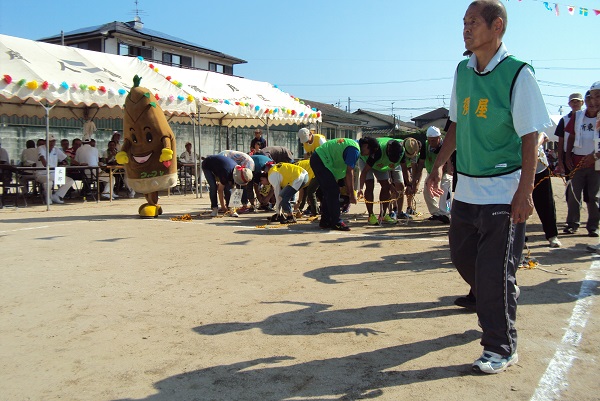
[1,177,599,401]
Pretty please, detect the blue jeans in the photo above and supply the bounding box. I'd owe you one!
[203,168,231,208]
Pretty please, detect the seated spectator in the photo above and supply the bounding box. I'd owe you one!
[20,140,38,167]
[179,142,199,164]
[35,135,74,204]
[102,140,119,165]
[75,138,115,199]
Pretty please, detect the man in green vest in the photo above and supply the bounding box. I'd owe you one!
[425,0,551,374]
[310,138,363,231]
[357,137,405,224]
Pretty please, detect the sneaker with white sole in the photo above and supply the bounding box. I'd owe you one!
[548,236,561,248]
[210,207,218,217]
[368,214,379,225]
[382,214,397,224]
[472,351,518,374]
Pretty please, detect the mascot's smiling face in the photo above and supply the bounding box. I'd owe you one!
[123,79,176,177]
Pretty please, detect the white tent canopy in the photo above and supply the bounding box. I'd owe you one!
[0,34,195,119]
[144,61,322,127]
[543,115,564,142]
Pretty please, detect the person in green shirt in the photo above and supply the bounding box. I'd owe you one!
[310,138,365,231]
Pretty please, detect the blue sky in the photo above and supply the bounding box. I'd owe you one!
[1,0,599,121]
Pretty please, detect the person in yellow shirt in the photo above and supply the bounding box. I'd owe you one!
[294,159,318,216]
[298,127,327,158]
[261,162,309,224]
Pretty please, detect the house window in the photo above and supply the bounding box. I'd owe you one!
[209,62,224,73]
[119,43,152,59]
[162,52,192,67]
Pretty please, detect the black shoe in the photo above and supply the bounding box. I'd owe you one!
[427,215,439,221]
[332,221,351,231]
[588,230,599,238]
[319,221,331,230]
[563,226,577,234]
[437,215,450,224]
[454,294,476,312]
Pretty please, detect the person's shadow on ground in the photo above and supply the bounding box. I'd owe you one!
[194,299,465,337]
[114,329,480,401]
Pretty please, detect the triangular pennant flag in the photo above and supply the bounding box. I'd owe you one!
[594,9,600,16]
[580,7,588,16]
[555,3,559,16]
[567,6,575,15]
[543,2,552,11]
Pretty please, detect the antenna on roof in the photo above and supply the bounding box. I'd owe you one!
[130,0,147,18]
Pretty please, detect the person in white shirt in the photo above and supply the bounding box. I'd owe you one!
[564,85,600,236]
[426,0,550,374]
[36,135,75,204]
[75,138,114,199]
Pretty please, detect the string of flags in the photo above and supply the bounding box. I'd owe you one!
[505,0,600,16]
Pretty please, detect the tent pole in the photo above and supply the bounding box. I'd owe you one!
[41,102,55,211]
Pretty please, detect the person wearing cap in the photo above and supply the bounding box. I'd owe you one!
[250,129,267,152]
[35,135,75,204]
[555,93,584,177]
[201,155,253,217]
[402,136,426,216]
[425,0,551,374]
[357,137,405,224]
[422,126,452,224]
[261,162,309,224]
[564,82,600,236]
[298,127,326,159]
[310,138,364,231]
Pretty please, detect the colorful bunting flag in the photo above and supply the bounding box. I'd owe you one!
[555,3,559,16]
[579,7,588,16]
[595,9,600,16]
[567,5,574,15]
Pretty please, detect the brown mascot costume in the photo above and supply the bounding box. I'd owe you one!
[116,75,177,218]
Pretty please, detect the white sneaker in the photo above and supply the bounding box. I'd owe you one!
[548,236,561,248]
[210,207,218,217]
[51,194,64,204]
[231,211,239,218]
[112,193,119,199]
[101,193,111,199]
[128,189,135,199]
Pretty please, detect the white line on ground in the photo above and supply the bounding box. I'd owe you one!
[530,258,600,401]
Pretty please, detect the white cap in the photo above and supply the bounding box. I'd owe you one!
[48,134,56,141]
[426,126,441,138]
[232,166,253,185]
[297,128,310,143]
[590,81,600,92]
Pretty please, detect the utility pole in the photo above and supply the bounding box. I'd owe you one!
[348,97,351,113]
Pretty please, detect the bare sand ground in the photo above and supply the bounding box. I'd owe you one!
[1,177,599,401]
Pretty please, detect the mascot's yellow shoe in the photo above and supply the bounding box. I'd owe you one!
[138,203,159,218]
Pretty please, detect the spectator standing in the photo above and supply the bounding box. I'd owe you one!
[426,0,550,374]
